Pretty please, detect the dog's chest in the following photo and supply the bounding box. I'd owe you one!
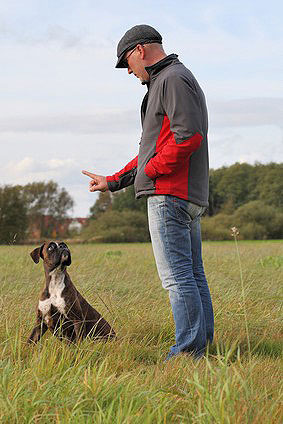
[38,273,67,319]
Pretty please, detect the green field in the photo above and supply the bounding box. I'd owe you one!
[0,241,282,423]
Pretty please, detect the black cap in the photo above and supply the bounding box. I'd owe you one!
[115,24,162,68]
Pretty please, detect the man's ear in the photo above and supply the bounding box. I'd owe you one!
[30,244,44,264]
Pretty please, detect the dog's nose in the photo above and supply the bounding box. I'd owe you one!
[59,244,68,253]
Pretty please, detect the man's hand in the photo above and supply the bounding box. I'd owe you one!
[82,170,109,192]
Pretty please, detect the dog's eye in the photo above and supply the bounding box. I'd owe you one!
[48,245,55,251]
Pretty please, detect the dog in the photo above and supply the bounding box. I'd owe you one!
[28,241,115,344]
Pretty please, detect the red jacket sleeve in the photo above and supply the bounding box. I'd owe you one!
[106,155,138,192]
[145,132,203,179]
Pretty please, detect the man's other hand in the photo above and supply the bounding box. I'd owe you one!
[82,170,109,192]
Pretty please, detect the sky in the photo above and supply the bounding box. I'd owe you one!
[0,0,282,217]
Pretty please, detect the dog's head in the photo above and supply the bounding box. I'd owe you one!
[30,241,72,271]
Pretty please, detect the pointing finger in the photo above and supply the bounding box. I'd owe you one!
[82,170,96,179]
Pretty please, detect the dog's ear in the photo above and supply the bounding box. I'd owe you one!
[30,244,44,264]
[65,253,71,266]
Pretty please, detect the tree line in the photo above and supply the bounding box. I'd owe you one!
[0,181,74,244]
[82,162,283,242]
[1,163,282,244]
[203,162,283,240]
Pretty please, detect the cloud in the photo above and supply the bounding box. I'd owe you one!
[0,98,282,135]
[46,25,84,48]
[209,124,283,169]
[1,156,96,216]
[209,98,283,128]
[3,157,77,184]
[0,18,113,50]
[47,158,75,169]
[0,110,139,134]
[12,157,35,173]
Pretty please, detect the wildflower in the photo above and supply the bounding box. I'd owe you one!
[231,226,239,237]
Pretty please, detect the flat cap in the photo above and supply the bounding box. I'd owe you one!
[116,24,162,68]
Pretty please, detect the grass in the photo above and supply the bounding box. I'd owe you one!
[0,241,282,423]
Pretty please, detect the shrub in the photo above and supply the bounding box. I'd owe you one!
[238,222,267,240]
[81,209,150,243]
[233,201,283,239]
[201,214,234,241]
[201,201,283,240]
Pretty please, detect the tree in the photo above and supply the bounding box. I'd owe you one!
[48,187,74,219]
[86,186,148,242]
[21,181,74,238]
[211,163,258,211]
[0,186,28,244]
[208,171,224,215]
[256,163,283,210]
[112,186,147,214]
[209,163,283,215]
[89,191,112,219]
[22,181,74,217]
[88,185,147,219]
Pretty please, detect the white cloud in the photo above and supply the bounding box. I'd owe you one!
[45,24,84,48]
[209,125,283,169]
[209,98,283,128]
[0,98,282,135]
[3,157,77,183]
[0,110,139,134]
[47,158,75,169]
[12,157,35,173]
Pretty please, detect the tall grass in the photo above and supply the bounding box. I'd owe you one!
[0,241,282,423]
[231,227,251,358]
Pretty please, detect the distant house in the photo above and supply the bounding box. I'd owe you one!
[68,218,88,234]
[28,215,88,240]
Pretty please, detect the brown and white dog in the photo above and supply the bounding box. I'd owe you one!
[28,241,115,344]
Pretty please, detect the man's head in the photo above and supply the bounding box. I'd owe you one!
[116,24,166,84]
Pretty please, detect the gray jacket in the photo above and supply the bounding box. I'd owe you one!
[107,54,209,207]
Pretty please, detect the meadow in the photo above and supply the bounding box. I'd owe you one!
[0,240,282,423]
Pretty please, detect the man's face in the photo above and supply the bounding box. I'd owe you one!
[124,45,149,84]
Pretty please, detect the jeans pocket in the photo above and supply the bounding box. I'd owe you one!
[187,202,206,220]
[172,197,204,224]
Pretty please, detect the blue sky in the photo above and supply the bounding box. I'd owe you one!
[1,0,282,216]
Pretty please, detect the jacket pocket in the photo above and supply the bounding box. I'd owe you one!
[134,167,155,193]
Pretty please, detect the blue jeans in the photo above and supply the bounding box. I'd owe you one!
[147,195,214,359]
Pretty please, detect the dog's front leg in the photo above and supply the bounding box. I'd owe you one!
[27,314,48,344]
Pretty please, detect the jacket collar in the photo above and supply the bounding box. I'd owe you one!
[145,54,179,80]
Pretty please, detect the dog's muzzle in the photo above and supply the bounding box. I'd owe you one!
[60,249,71,266]
[61,250,69,260]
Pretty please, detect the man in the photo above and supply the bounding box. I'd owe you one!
[82,24,214,360]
